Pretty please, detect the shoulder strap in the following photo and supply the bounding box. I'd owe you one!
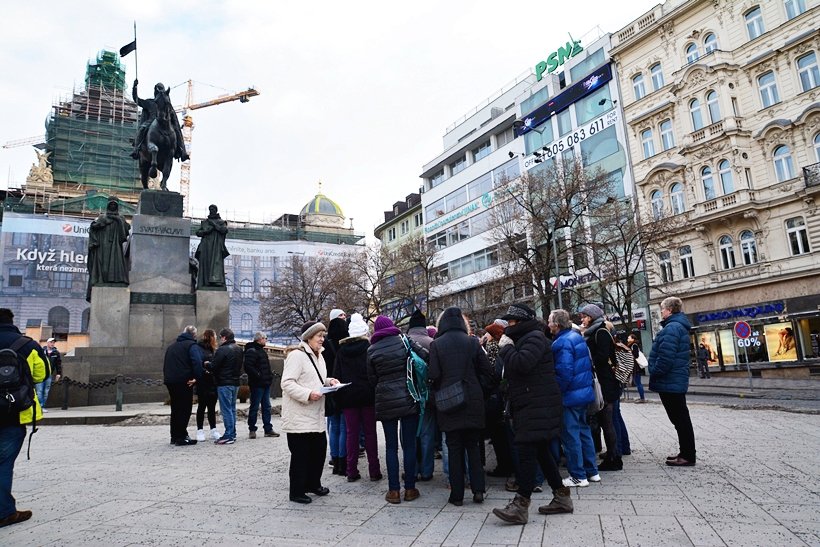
[10,335,32,354]
[303,348,324,385]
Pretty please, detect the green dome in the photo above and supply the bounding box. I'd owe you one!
[300,193,344,217]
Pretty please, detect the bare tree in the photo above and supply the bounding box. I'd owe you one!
[345,243,397,321]
[390,234,438,321]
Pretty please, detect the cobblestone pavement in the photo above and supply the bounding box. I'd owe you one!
[3,401,819,546]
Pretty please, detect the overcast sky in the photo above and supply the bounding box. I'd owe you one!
[0,0,659,238]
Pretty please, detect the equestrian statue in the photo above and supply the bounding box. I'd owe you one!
[131,79,189,190]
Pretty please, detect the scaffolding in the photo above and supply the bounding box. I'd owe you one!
[45,50,141,194]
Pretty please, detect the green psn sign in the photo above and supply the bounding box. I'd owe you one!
[535,38,583,81]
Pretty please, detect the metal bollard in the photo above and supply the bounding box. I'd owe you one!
[115,375,123,411]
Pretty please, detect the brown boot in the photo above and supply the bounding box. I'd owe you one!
[385,490,401,504]
[492,494,530,524]
[538,486,574,515]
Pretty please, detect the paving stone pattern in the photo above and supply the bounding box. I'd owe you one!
[4,402,819,546]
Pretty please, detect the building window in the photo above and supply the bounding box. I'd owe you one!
[773,145,795,182]
[81,308,90,333]
[670,183,685,215]
[706,90,721,123]
[660,119,675,150]
[786,217,810,255]
[7,267,23,287]
[758,72,780,107]
[430,169,444,188]
[260,256,272,268]
[659,251,674,283]
[641,129,655,159]
[704,33,718,54]
[814,133,820,162]
[797,52,820,92]
[719,235,737,269]
[472,140,492,162]
[680,246,695,279]
[414,212,423,228]
[496,127,515,147]
[632,73,646,100]
[241,313,253,334]
[387,226,396,242]
[740,230,758,265]
[650,190,664,220]
[225,278,234,294]
[686,43,699,64]
[240,279,253,299]
[400,219,409,236]
[650,63,664,91]
[745,7,765,40]
[785,0,806,20]
[557,109,572,137]
[450,155,467,176]
[260,279,272,297]
[241,255,253,268]
[690,99,704,131]
[702,166,716,200]
[48,306,70,336]
[53,269,72,290]
[718,159,734,194]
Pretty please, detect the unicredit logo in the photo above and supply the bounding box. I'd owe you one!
[62,224,72,233]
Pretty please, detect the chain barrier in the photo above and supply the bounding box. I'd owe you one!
[57,375,165,412]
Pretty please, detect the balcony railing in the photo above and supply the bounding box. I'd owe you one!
[804,162,820,188]
[695,189,756,216]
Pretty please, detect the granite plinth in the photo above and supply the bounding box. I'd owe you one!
[128,214,192,294]
[196,290,230,333]
[128,303,196,348]
[89,286,130,347]
[137,190,184,217]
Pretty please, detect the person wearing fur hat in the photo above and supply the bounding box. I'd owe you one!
[281,321,339,504]
[334,313,382,481]
[406,309,436,482]
[367,315,428,504]
[323,312,349,476]
[578,303,622,472]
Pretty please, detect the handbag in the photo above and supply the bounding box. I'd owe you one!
[434,354,470,412]
[589,368,605,413]
[607,332,635,384]
[636,350,648,369]
[302,349,336,415]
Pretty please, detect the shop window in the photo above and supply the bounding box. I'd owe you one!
[758,72,780,107]
[745,6,765,40]
[680,246,694,278]
[704,33,718,54]
[701,166,716,200]
[740,230,758,265]
[786,217,810,255]
[719,235,736,269]
[670,183,685,215]
[718,159,734,194]
[773,145,795,182]
[650,63,664,90]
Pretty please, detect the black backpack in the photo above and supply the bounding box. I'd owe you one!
[0,336,36,415]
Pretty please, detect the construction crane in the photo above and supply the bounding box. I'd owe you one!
[175,80,259,215]
[2,135,45,149]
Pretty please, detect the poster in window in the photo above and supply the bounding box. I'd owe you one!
[764,322,797,361]
[697,332,719,365]
[717,329,736,366]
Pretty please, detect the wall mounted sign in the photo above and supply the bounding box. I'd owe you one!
[535,39,583,81]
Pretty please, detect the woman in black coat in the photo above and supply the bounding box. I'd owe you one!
[429,307,492,506]
[195,329,219,442]
[492,304,571,525]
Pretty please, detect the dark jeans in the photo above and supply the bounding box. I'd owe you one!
[445,428,486,501]
[633,373,645,399]
[659,392,696,461]
[196,390,217,430]
[515,438,563,499]
[0,425,25,519]
[596,402,620,459]
[613,398,631,454]
[166,383,193,441]
[248,385,273,433]
[382,414,418,491]
[417,407,437,479]
[343,406,380,478]
[286,432,327,497]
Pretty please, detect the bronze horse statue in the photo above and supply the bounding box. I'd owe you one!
[138,88,177,190]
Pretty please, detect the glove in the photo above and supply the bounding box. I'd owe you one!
[498,335,514,347]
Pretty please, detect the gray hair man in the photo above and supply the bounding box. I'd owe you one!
[244,331,279,439]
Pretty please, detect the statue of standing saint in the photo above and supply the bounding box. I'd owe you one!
[86,198,131,301]
[195,204,230,289]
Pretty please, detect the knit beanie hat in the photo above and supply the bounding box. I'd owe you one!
[300,321,327,342]
[329,309,345,321]
[347,313,369,338]
[500,303,536,321]
[484,323,504,340]
[578,303,604,320]
[373,315,394,332]
[408,309,426,329]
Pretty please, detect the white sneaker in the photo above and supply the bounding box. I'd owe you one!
[196,429,206,442]
[588,474,602,483]
[210,428,221,441]
[563,476,589,487]
[43,408,49,413]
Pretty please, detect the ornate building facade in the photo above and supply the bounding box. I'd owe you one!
[611,0,820,369]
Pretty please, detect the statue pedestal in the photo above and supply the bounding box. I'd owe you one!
[89,286,130,347]
[196,290,230,333]
[128,214,192,295]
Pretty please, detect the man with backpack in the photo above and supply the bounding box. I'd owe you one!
[0,308,48,528]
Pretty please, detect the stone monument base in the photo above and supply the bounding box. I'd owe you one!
[89,286,130,347]
[196,290,230,333]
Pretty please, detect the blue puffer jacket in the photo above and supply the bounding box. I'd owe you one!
[648,312,692,393]
[552,328,594,407]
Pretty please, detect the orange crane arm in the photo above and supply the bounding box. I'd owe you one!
[175,88,259,113]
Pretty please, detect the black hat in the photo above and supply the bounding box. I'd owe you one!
[408,310,426,329]
[500,303,536,321]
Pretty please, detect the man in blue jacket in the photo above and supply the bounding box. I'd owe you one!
[548,309,599,487]
[648,297,696,466]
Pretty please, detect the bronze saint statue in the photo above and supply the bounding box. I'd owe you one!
[86,199,131,301]
[195,205,230,289]
[131,79,189,190]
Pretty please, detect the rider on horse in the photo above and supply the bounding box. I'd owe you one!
[130,80,189,162]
